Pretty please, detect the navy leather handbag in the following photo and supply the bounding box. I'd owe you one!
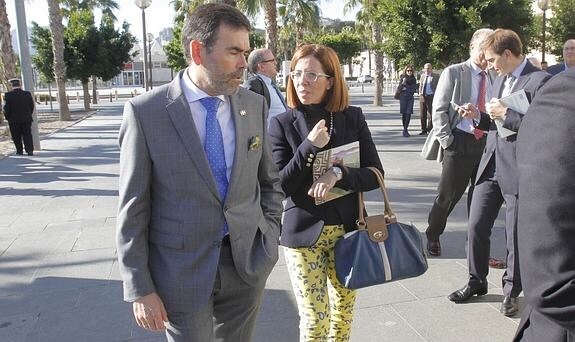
[334,167,428,289]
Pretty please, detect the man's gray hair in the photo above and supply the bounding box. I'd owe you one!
[470,28,493,54]
[247,48,270,74]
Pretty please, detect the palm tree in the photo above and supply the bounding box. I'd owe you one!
[345,0,384,106]
[0,0,18,89]
[238,0,279,55]
[61,0,119,21]
[278,0,321,47]
[47,0,71,120]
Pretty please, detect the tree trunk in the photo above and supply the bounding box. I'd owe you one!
[47,0,71,120]
[82,80,90,110]
[0,0,18,84]
[372,23,383,107]
[92,76,98,104]
[263,0,278,56]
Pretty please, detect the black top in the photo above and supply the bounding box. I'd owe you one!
[3,88,35,123]
[268,105,384,248]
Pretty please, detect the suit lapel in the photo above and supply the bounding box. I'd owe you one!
[165,73,220,199]
[292,109,309,143]
[460,64,472,105]
[330,111,346,147]
[226,91,248,204]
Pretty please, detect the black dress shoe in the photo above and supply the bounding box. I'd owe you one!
[418,131,427,136]
[427,240,441,256]
[500,296,518,316]
[448,284,488,302]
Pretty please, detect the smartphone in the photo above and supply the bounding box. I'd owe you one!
[450,101,461,111]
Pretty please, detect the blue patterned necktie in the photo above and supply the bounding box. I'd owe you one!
[199,96,228,235]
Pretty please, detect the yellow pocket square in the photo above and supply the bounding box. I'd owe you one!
[248,135,261,151]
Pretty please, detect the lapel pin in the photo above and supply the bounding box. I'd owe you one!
[240,110,247,116]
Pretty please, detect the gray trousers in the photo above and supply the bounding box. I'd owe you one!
[467,160,521,297]
[165,241,266,342]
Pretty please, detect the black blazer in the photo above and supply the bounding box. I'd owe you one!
[244,74,271,109]
[513,68,575,342]
[268,106,384,248]
[3,88,35,123]
[475,61,550,195]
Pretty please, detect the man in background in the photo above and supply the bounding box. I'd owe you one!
[418,63,439,135]
[421,28,493,257]
[2,78,35,156]
[244,48,287,124]
[547,39,575,75]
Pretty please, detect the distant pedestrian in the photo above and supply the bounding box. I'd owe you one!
[418,63,439,135]
[116,3,284,341]
[398,64,417,137]
[244,48,287,125]
[3,78,34,156]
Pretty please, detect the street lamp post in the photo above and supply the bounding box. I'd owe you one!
[134,0,152,91]
[538,0,550,63]
[147,33,154,90]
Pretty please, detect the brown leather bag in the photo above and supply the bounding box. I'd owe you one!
[356,167,397,243]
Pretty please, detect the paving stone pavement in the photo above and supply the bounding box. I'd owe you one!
[0,86,520,342]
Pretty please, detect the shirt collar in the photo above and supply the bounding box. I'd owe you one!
[181,67,226,104]
[468,59,484,76]
[509,57,528,79]
[257,73,273,85]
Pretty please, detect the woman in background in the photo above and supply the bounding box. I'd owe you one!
[268,44,383,341]
[399,64,418,137]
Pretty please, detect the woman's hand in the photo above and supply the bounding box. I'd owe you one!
[308,170,338,201]
[307,119,330,148]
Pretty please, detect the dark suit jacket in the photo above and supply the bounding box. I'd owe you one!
[474,61,550,195]
[546,63,566,75]
[244,74,271,108]
[268,106,384,248]
[513,68,575,342]
[3,88,34,123]
[418,72,439,95]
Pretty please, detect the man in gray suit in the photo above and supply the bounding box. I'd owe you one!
[116,3,284,341]
[421,28,493,257]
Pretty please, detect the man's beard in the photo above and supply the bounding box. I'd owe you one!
[205,69,244,96]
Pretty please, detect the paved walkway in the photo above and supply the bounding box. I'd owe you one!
[0,86,520,341]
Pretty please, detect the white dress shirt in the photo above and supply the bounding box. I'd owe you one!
[259,73,287,122]
[456,60,493,133]
[181,68,236,180]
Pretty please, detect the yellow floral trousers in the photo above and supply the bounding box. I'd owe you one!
[284,224,356,342]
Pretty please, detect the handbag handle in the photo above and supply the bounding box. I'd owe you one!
[357,167,397,229]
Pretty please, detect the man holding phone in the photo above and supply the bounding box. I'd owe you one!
[421,28,493,257]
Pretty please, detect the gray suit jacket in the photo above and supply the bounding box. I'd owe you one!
[116,71,284,312]
[421,60,493,161]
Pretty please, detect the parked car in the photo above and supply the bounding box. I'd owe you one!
[357,74,373,83]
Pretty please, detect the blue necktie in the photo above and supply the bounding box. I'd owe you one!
[199,96,228,235]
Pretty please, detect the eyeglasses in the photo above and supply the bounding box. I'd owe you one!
[261,58,276,63]
[406,69,413,72]
[289,70,332,82]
